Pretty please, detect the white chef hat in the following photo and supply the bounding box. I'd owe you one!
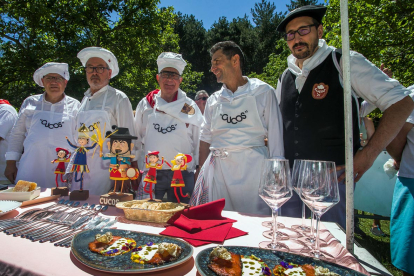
[157,52,187,75]
[77,47,119,78]
[33,62,70,87]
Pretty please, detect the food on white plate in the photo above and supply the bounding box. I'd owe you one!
[88,232,136,256]
[131,242,182,265]
[13,180,37,192]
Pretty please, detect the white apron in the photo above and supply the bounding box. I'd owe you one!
[192,95,270,215]
[16,97,75,188]
[72,91,111,195]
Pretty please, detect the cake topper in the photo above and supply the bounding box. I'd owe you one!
[143,151,164,200]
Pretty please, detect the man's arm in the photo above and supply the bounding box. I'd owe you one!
[350,96,414,182]
[386,122,413,165]
[199,140,211,170]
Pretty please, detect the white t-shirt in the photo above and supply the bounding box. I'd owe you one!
[0,103,18,182]
[398,85,414,178]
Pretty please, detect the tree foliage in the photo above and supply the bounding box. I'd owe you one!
[0,0,202,108]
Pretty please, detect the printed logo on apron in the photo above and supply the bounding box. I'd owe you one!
[312,83,329,100]
[153,123,177,134]
[220,110,248,124]
[40,119,65,129]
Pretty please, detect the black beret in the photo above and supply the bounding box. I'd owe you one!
[277,5,327,32]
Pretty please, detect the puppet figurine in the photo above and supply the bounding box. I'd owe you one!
[101,126,139,195]
[165,153,191,203]
[65,124,97,195]
[143,151,164,200]
[51,147,71,187]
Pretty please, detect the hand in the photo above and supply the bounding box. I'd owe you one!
[337,148,376,182]
[380,63,393,78]
[51,160,54,163]
[65,136,68,139]
[4,160,18,183]
[394,160,400,170]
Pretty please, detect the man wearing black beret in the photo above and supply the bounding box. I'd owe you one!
[275,5,414,229]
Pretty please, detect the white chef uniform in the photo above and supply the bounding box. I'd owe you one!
[6,94,80,187]
[193,77,284,215]
[0,103,18,183]
[71,85,136,195]
[134,89,203,198]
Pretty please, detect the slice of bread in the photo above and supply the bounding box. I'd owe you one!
[14,180,37,192]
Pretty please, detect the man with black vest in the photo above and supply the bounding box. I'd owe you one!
[275,5,414,228]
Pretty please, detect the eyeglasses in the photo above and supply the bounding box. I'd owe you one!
[285,24,317,41]
[159,71,181,80]
[84,66,110,73]
[196,96,208,101]
[43,76,65,82]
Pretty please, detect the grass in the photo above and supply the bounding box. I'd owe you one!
[354,210,402,276]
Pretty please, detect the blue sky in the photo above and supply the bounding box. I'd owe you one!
[158,0,296,29]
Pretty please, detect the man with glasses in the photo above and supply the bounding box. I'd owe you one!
[275,5,413,228]
[134,52,204,203]
[74,47,137,196]
[195,90,209,115]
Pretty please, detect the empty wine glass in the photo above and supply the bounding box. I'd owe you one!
[290,159,311,232]
[258,159,293,250]
[299,160,340,258]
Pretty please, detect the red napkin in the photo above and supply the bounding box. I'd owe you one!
[160,199,248,246]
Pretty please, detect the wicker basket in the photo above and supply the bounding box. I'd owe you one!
[116,200,186,223]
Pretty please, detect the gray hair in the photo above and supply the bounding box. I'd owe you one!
[195,90,209,100]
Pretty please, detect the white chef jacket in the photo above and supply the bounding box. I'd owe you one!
[201,77,284,158]
[275,39,413,111]
[134,89,201,171]
[399,85,414,178]
[0,103,18,182]
[6,93,80,161]
[80,85,137,159]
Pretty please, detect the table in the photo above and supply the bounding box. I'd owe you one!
[0,194,378,276]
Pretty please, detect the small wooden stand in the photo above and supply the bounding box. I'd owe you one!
[69,190,89,200]
[99,193,133,206]
[51,187,69,196]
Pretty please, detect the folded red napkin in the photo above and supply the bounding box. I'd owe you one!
[160,199,248,246]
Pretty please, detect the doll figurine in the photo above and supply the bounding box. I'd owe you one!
[165,153,191,203]
[101,126,139,194]
[65,124,97,192]
[143,151,164,200]
[51,147,71,187]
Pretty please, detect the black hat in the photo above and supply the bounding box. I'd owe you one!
[107,125,137,140]
[277,5,327,32]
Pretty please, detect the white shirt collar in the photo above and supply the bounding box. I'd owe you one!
[41,92,67,104]
[286,39,334,92]
[84,85,109,97]
[221,76,250,98]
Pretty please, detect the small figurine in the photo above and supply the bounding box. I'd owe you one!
[165,153,191,203]
[51,147,71,187]
[101,126,139,197]
[65,124,97,199]
[143,151,164,200]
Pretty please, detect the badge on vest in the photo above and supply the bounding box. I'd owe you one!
[220,110,248,124]
[312,83,329,100]
[181,103,195,115]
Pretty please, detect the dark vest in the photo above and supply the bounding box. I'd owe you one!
[280,53,360,168]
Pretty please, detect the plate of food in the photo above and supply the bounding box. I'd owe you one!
[71,229,193,274]
[195,246,367,276]
[0,180,40,201]
[0,200,22,217]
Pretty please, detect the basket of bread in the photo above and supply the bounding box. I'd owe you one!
[116,200,186,223]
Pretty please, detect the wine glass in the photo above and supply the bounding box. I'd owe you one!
[299,160,340,258]
[290,159,311,232]
[258,159,293,250]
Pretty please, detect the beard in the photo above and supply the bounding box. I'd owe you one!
[291,39,319,60]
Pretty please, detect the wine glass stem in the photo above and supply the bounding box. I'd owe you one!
[271,209,278,247]
[301,202,306,226]
[310,211,314,237]
[314,214,321,256]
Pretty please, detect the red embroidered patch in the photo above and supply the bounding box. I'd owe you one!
[312,83,329,99]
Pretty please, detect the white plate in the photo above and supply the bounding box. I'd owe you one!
[0,200,22,217]
[0,187,41,201]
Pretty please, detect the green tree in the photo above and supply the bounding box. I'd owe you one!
[286,0,321,11]
[0,0,202,108]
